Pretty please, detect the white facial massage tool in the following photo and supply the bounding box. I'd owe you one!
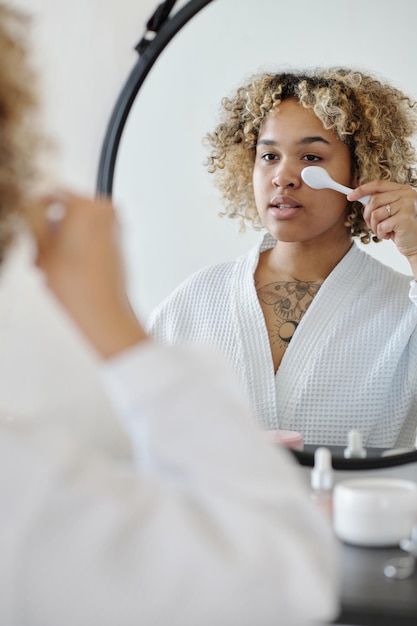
[301,166,371,205]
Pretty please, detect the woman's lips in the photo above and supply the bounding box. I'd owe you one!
[269,195,302,219]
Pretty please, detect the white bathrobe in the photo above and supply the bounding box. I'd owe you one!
[0,234,129,458]
[0,234,338,626]
[148,233,417,448]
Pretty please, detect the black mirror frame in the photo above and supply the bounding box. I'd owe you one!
[293,448,417,470]
[96,0,214,195]
[96,0,417,470]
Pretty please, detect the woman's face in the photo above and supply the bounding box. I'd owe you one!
[253,98,356,246]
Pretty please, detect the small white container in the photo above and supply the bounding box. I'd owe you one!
[333,478,417,547]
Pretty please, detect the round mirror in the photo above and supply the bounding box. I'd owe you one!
[97,0,417,469]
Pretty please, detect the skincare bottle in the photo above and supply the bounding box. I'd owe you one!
[344,430,366,459]
[311,447,333,518]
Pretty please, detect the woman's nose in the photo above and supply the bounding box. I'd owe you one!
[272,164,300,189]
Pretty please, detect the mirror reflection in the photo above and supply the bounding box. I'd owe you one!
[148,66,417,453]
[111,0,417,455]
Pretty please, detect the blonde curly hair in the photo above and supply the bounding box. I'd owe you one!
[204,67,417,243]
[0,3,43,259]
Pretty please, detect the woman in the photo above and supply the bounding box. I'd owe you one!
[148,68,417,448]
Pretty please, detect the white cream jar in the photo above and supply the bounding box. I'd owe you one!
[333,478,417,547]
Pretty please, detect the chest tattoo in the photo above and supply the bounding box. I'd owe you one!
[256,279,322,346]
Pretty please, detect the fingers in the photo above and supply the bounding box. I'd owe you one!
[24,190,148,358]
[25,191,119,300]
[28,191,115,259]
[348,182,417,241]
[22,197,57,243]
[25,192,71,255]
[347,179,403,203]
[365,198,399,240]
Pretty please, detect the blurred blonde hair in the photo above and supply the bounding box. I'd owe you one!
[0,3,43,259]
[204,67,417,243]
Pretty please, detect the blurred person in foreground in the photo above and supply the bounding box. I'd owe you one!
[0,3,338,625]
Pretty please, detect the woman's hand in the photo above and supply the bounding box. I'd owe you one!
[348,181,417,278]
[29,191,148,359]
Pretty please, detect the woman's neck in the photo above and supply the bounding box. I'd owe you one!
[260,235,353,283]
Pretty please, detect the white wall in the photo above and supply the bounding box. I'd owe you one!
[110,0,417,317]
[14,0,180,192]
[12,0,417,320]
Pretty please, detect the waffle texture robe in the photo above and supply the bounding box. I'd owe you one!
[148,233,417,447]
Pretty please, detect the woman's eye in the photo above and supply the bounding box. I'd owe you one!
[262,153,278,162]
[303,154,321,162]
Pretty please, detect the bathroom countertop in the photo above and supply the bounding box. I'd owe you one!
[334,542,417,625]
